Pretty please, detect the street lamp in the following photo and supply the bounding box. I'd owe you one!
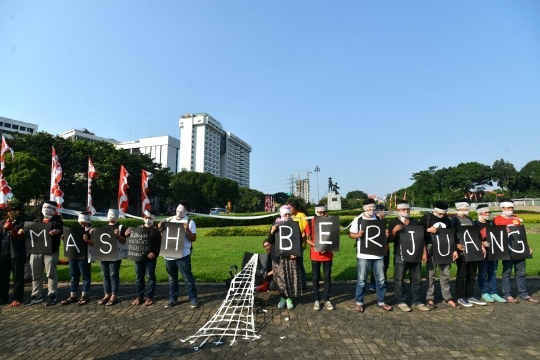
[314,166,320,203]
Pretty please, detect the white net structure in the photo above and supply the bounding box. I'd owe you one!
[181,254,261,350]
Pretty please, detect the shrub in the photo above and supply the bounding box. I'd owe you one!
[205,225,270,237]
[63,218,146,229]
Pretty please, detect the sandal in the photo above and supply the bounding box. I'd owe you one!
[97,297,111,305]
[132,297,143,306]
[507,296,519,303]
[524,296,538,303]
[380,303,392,311]
[106,298,118,306]
[443,299,462,309]
[78,295,89,306]
[355,305,364,313]
[10,300,21,307]
[60,296,78,305]
[427,300,437,309]
[145,298,154,306]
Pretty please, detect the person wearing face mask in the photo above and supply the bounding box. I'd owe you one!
[494,199,537,303]
[349,198,392,313]
[474,204,507,303]
[450,199,486,308]
[305,204,334,311]
[125,210,161,306]
[388,200,430,312]
[421,201,460,309]
[60,212,93,306]
[158,200,199,309]
[0,199,26,307]
[23,201,63,307]
[93,208,127,306]
[268,205,302,310]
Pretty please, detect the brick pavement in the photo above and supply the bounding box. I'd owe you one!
[1,279,540,359]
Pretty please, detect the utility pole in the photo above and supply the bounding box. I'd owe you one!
[314,166,320,203]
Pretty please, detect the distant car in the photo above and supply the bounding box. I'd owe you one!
[209,207,226,215]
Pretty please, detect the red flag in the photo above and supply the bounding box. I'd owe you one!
[87,157,99,215]
[141,170,153,215]
[118,165,130,213]
[0,136,15,171]
[50,147,64,213]
[403,190,407,201]
[0,170,13,209]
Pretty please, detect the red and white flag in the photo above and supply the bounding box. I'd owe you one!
[87,157,99,215]
[0,170,13,209]
[50,147,64,213]
[0,136,15,170]
[118,165,130,214]
[141,170,153,215]
[403,190,407,201]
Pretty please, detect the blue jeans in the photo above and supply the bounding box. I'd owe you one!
[100,260,121,295]
[356,258,386,306]
[477,259,498,295]
[502,259,528,299]
[165,255,198,302]
[69,259,91,294]
[135,259,156,299]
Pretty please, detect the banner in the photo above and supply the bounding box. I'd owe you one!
[457,226,484,262]
[357,219,387,257]
[141,170,153,216]
[274,221,302,257]
[160,222,186,258]
[485,226,512,261]
[50,147,64,213]
[313,216,340,252]
[118,165,130,213]
[24,222,52,255]
[127,227,152,262]
[93,228,119,261]
[431,228,456,264]
[87,157,98,215]
[507,225,533,261]
[399,225,424,263]
[63,227,87,260]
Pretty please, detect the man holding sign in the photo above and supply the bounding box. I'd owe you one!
[349,199,392,313]
[388,200,430,312]
[494,199,536,303]
[305,204,336,311]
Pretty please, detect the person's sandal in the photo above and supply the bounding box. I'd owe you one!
[97,297,110,305]
[106,298,118,306]
[443,299,462,309]
[355,305,364,313]
[524,296,538,303]
[507,296,519,303]
[60,296,78,305]
[380,303,392,311]
[132,297,143,306]
[78,295,88,306]
[145,298,154,306]
[427,300,437,309]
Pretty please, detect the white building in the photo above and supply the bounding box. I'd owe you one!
[59,128,119,144]
[116,136,180,173]
[179,113,251,187]
[0,116,38,137]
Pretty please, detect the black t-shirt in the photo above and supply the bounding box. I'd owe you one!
[388,217,421,263]
[420,213,452,245]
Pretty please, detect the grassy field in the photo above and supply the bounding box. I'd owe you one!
[53,225,540,283]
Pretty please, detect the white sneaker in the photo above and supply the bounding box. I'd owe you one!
[398,303,412,312]
[458,298,473,307]
[313,300,321,311]
[325,301,334,311]
[413,303,431,311]
[468,297,486,306]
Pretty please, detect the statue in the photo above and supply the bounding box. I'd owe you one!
[332,182,340,195]
[328,177,333,193]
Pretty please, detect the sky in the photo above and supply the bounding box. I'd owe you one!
[1,1,539,202]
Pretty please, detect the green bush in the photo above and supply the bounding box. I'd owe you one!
[63,218,146,229]
[205,225,270,237]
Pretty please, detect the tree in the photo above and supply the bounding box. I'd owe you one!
[491,159,517,191]
[273,192,289,205]
[3,152,47,203]
[346,190,368,201]
[237,187,265,212]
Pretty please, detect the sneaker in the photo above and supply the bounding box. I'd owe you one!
[325,301,334,311]
[398,303,412,312]
[286,298,294,310]
[458,298,473,307]
[491,294,507,303]
[468,297,486,306]
[413,303,431,311]
[190,300,200,308]
[23,296,43,306]
[164,299,177,308]
[313,301,321,311]
[277,298,286,309]
[369,284,376,293]
[45,294,57,306]
[481,293,495,303]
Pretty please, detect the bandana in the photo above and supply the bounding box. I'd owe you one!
[397,203,410,210]
[315,205,327,216]
[144,210,156,219]
[78,213,91,223]
[500,201,514,208]
[277,205,292,223]
[455,202,470,210]
[433,207,448,214]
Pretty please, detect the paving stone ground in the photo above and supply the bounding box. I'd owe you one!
[1,278,540,359]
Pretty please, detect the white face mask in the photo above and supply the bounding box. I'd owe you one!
[42,205,55,218]
[399,211,410,219]
[478,214,490,221]
[144,218,154,226]
[457,210,470,216]
[176,205,188,219]
[364,210,374,217]
[433,212,443,218]
[502,210,513,217]
[107,209,119,222]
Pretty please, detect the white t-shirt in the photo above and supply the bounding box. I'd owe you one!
[164,216,197,260]
[350,213,384,260]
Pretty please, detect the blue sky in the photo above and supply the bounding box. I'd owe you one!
[1,1,539,202]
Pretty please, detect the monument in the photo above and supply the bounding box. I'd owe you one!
[327,177,342,210]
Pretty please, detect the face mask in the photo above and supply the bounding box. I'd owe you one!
[107,210,119,222]
[144,218,154,226]
[364,210,374,217]
[42,205,55,218]
[433,212,443,218]
[457,210,470,216]
[478,214,490,221]
[502,210,513,217]
[176,205,188,219]
[399,211,410,219]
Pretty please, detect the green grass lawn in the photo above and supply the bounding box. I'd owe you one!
[53,224,540,283]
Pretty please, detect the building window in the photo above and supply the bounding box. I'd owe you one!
[19,126,26,131]
[132,148,140,154]
[12,125,19,130]
[4,123,11,128]
[28,128,33,133]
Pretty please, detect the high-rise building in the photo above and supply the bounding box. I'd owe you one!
[116,136,180,173]
[179,113,251,187]
[59,128,119,144]
[0,116,38,137]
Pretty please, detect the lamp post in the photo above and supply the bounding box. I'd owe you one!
[314,166,320,203]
